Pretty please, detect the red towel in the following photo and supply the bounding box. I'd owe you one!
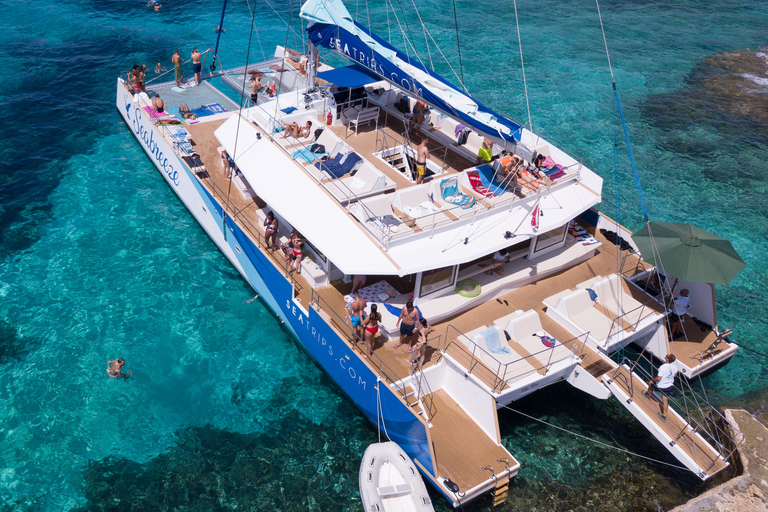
[466,171,495,197]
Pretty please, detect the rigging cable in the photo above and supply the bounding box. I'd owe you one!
[451,0,465,90]
[210,0,229,71]
[499,402,692,472]
[512,0,533,134]
[243,0,267,60]
[224,0,260,228]
[595,0,648,222]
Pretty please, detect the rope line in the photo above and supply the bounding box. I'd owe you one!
[512,0,533,133]
[451,0,465,90]
[499,402,692,472]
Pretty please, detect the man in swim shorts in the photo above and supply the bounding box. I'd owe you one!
[409,99,428,132]
[348,290,367,345]
[394,301,420,351]
[415,137,430,185]
[172,48,183,86]
[191,47,202,85]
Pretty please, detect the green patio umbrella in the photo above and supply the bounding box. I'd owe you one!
[632,222,746,285]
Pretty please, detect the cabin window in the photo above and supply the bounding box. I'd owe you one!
[534,223,568,253]
[419,265,457,297]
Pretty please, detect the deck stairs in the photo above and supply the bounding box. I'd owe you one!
[565,346,730,480]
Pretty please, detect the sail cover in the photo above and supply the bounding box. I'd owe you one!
[300,0,523,142]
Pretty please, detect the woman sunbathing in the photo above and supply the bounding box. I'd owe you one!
[178,104,197,120]
[262,82,277,98]
[281,120,312,139]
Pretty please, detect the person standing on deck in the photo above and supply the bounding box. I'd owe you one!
[191,48,202,85]
[475,137,494,166]
[415,137,430,185]
[249,76,261,105]
[348,290,367,347]
[394,301,419,351]
[409,318,434,368]
[668,289,690,340]
[172,49,184,86]
[644,354,678,421]
[362,304,381,358]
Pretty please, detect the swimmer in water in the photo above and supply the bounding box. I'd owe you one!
[107,358,132,379]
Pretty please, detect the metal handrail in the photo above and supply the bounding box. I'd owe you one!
[442,324,587,393]
[613,353,737,463]
[410,354,437,421]
[309,288,411,397]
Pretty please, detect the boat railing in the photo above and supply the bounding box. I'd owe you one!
[442,325,588,393]
[308,288,411,398]
[613,355,739,468]
[410,352,438,422]
[604,297,661,341]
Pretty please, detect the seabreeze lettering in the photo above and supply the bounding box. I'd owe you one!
[123,91,180,187]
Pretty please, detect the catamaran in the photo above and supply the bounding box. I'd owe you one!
[117,0,744,506]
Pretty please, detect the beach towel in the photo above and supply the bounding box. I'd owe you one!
[440,177,476,209]
[315,153,362,179]
[171,86,186,93]
[475,165,507,195]
[142,106,166,119]
[382,302,424,320]
[292,148,327,163]
[466,171,494,197]
[270,64,288,73]
[281,106,297,114]
[481,327,511,355]
[455,123,466,138]
[188,103,226,118]
[156,118,182,127]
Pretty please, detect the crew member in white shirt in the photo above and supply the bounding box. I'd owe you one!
[668,288,690,340]
[644,353,678,421]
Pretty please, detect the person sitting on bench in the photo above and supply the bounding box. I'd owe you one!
[281,120,312,139]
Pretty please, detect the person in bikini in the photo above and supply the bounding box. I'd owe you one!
[290,237,304,274]
[221,149,234,180]
[394,301,420,351]
[347,290,367,346]
[263,211,278,249]
[107,358,132,379]
[415,137,430,185]
[262,82,276,97]
[152,93,164,114]
[409,99,428,132]
[409,318,434,367]
[172,48,184,86]
[362,303,381,358]
[281,120,312,139]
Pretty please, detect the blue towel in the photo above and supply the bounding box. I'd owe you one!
[481,327,511,354]
[382,302,424,320]
[475,164,507,196]
[281,106,298,114]
[292,148,327,163]
[586,288,598,302]
[315,153,362,179]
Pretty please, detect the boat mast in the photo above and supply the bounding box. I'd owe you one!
[210,0,228,72]
[307,41,318,91]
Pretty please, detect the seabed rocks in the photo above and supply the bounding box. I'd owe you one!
[671,409,768,512]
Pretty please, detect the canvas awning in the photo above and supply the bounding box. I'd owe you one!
[317,64,381,88]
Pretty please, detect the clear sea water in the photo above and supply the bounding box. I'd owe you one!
[1,1,766,510]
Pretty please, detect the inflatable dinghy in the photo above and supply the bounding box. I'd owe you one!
[359,441,434,512]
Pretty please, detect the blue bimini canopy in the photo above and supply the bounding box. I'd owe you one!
[300,0,523,143]
[317,64,380,88]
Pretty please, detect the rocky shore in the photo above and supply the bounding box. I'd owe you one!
[671,409,768,512]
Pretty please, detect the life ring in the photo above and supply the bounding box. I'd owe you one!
[455,279,481,298]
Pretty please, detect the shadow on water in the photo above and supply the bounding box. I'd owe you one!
[0,318,41,365]
[0,33,138,259]
[642,47,768,156]
[72,378,375,512]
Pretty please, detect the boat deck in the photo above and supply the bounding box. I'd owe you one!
[426,389,514,493]
[606,365,728,477]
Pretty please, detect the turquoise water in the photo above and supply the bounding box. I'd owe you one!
[1,1,766,510]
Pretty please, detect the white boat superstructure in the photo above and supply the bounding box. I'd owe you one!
[117,0,743,505]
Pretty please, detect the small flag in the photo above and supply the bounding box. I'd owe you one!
[531,203,540,232]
